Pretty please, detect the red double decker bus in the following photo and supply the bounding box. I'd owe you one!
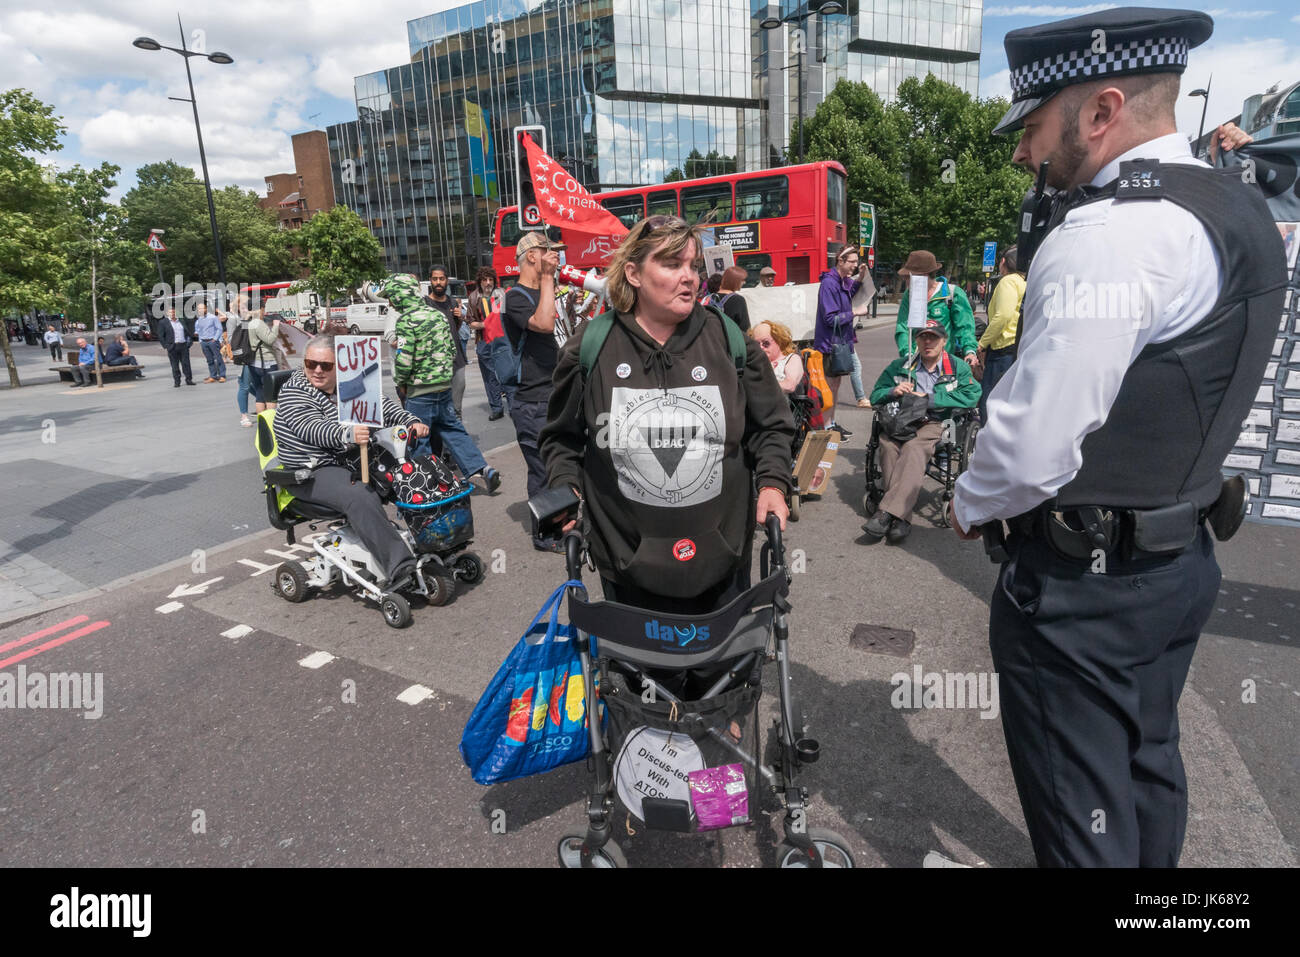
[492,160,848,286]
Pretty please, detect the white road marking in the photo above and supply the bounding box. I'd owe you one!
[397,684,435,706]
[298,651,335,669]
[168,576,225,598]
[238,558,279,576]
[155,601,184,614]
[222,624,254,639]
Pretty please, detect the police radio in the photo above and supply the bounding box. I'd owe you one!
[1017,160,1055,275]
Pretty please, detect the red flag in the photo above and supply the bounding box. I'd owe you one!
[521,132,627,247]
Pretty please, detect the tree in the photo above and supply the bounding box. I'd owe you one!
[290,205,385,304]
[59,162,140,385]
[800,76,1030,283]
[121,160,293,294]
[0,89,68,388]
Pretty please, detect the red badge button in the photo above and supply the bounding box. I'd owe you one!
[673,539,696,562]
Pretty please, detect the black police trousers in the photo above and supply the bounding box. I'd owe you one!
[989,524,1220,867]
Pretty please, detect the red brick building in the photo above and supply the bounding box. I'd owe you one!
[259,130,336,229]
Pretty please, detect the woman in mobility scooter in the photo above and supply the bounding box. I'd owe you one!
[538,215,855,867]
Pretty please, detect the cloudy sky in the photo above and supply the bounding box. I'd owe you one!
[3,0,1297,200]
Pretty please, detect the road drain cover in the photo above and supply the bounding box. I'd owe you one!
[850,624,915,657]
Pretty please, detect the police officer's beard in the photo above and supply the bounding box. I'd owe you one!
[1047,103,1091,191]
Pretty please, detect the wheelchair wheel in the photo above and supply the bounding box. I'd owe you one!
[425,572,456,607]
[273,562,312,603]
[789,493,801,522]
[962,419,981,468]
[380,592,412,628]
[777,828,856,869]
[453,551,485,584]
[557,834,626,869]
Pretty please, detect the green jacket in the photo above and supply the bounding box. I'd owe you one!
[387,274,453,396]
[870,351,981,410]
[894,279,977,358]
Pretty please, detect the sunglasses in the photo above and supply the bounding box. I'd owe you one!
[303,359,335,372]
[638,214,689,233]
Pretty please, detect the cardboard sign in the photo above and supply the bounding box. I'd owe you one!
[794,430,841,496]
[702,244,734,277]
[336,335,383,427]
[908,275,929,329]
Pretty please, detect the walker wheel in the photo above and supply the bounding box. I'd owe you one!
[788,493,801,522]
[777,827,856,869]
[557,834,626,869]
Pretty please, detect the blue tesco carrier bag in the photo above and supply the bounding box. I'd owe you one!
[460,581,594,785]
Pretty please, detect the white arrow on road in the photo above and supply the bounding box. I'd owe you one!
[167,577,224,598]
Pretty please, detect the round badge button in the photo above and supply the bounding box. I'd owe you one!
[616,362,631,379]
[691,365,707,382]
[673,538,696,561]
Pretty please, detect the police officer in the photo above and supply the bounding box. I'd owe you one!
[949,7,1287,867]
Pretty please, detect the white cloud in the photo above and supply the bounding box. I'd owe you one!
[980,68,1013,101]
[1205,9,1274,19]
[1174,36,1300,137]
[984,4,1118,16]
[0,0,463,194]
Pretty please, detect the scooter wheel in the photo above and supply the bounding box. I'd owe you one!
[425,573,456,607]
[380,592,411,628]
[453,551,485,584]
[273,562,311,603]
[557,834,626,869]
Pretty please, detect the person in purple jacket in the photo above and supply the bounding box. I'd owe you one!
[815,244,871,437]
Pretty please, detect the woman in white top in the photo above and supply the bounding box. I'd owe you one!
[245,307,281,414]
[751,321,804,394]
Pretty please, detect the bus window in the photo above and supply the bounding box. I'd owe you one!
[827,167,847,225]
[786,256,811,285]
[647,190,677,217]
[598,194,645,229]
[735,176,789,221]
[499,211,522,248]
[736,254,772,287]
[682,183,733,225]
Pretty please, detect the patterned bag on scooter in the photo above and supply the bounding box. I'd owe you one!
[460,581,594,785]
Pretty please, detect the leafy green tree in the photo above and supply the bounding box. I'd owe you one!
[121,160,293,293]
[290,205,385,304]
[800,75,1030,283]
[664,149,737,182]
[0,89,67,387]
[59,162,141,383]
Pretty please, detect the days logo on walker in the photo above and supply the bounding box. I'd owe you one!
[672,538,696,561]
[644,619,711,647]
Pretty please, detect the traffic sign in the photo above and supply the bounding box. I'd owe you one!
[521,203,542,227]
[513,124,547,232]
[982,241,997,272]
[858,202,876,249]
[146,233,167,252]
[867,247,875,269]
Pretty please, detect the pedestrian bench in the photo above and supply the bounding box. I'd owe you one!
[51,364,146,384]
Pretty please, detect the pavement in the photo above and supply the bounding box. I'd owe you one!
[0,320,1295,867]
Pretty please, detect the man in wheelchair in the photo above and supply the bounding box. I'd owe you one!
[272,335,430,587]
[862,319,980,544]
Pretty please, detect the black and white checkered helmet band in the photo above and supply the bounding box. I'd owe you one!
[1010,36,1189,101]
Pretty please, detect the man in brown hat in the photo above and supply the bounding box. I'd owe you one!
[893,251,978,366]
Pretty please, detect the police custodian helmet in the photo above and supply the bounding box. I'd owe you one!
[994,6,1214,135]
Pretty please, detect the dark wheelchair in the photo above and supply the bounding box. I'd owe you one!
[861,406,981,527]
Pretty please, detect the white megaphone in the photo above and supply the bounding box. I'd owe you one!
[557,264,607,298]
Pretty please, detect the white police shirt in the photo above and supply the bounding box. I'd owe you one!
[953,133,1222,529]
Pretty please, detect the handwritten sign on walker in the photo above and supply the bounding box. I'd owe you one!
[336,335,383,427]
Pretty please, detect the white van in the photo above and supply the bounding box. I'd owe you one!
[343,301,390,335]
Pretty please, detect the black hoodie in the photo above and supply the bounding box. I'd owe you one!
[542,303,794,599]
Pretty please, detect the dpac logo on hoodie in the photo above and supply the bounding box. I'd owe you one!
[609,386,725,507]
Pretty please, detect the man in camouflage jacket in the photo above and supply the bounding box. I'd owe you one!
[386,273,501,491]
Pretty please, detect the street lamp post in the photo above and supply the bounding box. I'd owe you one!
[761,2,844,165]
[1189,77,1212,159]
[133,17,234,300]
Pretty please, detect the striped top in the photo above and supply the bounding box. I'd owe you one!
[274,370,418,469]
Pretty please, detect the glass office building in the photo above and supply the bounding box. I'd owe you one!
[328,0,982,277]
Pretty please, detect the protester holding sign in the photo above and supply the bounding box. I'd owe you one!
[274,335,429,588]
